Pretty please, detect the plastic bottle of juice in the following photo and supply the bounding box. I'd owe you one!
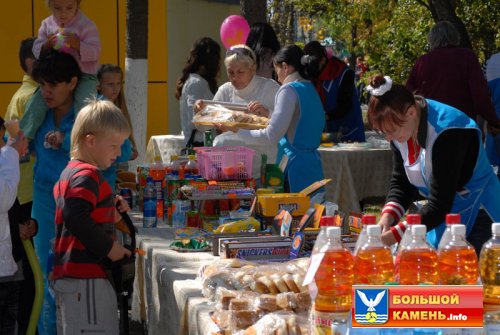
[150,156,165,225]
[438,224,478,285]
[480,223,500,335]
[394,214,421,282]
[184,154,199,178]
[312,226,354,334]
[170,155,181,179]
[354,225,394,284]
[143,177,157,228]
[353,214,377,255]
[398,224,439,285]
[438,213,461,250]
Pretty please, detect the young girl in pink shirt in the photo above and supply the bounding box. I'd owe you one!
[20,0,101,141]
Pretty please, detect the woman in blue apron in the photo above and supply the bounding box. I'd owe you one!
[27,50,81,335]
[365,74,500,254]
[219,45,325,193]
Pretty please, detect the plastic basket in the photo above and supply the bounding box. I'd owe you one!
[194,146,254,180]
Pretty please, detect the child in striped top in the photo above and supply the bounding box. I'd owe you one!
[52,99,130,334]
[20,0,101,141]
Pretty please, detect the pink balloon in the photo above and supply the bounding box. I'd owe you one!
[220,15,250,49]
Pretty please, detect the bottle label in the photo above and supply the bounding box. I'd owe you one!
[143,198,157,228]
[312,311,349,335]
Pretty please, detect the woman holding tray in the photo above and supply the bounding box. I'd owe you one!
[195,44,280,178]
[216,45,326,194]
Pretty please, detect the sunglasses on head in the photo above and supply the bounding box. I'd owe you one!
[226,46,256,62]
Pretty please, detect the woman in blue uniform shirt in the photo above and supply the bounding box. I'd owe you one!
[27,50,81,334]
[366,74,500,254]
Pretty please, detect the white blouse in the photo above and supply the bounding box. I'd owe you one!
[0,145,20,278]
[179,73,215,144]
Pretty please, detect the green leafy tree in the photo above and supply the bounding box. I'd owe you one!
[270,0,499,83]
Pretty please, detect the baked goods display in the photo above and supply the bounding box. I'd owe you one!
[193,104,269,130]
[201,258,311,334]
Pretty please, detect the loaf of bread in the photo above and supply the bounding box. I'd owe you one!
[256,294,277,312]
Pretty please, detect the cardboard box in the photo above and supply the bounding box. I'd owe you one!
[257,179,331,217]
[221,236,293,261]
[210,232,263,256]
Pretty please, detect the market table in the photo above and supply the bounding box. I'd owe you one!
[319,144,393,215]
[129,211,218,335]
[146,134,394,214]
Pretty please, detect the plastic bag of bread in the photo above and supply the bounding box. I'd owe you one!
[193,104,269,130]
[241,311,310,335]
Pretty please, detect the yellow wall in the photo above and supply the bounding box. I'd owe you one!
[0,0,167,141]
[0,0,241,140]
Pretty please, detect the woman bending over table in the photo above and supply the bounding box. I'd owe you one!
[367,74,500,255]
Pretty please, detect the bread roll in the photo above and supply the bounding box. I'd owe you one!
[286,315,300,335]
[258,276,280,294]
[292,274,307,292]
[270,273,290,293]
[276,292,298,310]
[231,310,259,329]
[256,294,277,312]
[219,290,237,310]
[283,274,300,293]
[295,291,312,311]
[229,298,252,311]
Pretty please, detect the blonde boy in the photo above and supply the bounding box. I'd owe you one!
[52,99,131,334]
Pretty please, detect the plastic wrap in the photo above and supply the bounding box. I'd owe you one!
[193,104,269,130]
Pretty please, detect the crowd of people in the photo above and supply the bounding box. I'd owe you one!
[0,0,136,334]
[1,0,500,334]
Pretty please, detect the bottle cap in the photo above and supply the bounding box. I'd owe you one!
[188,155,195,160]
[171,155,178,161]
[326,226,341,239]
[362,214,376,225]
[367,225,381,237]
[406,214,421,225]
[492,223,500,235]
[446,213,461,225]
[411,224,426,236]
[450,224,465,236]
[154,155,162,162]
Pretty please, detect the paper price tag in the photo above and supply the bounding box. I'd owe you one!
[303,252,324,286]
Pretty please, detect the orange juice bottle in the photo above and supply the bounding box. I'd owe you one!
[312,226,354,334]
[438,213,461,250]
[354,225,394,284]
[480,223,500,327]
[398,224,439,285]
[353,214,377,255]
[394,214,421,282]
[438,224,478,285]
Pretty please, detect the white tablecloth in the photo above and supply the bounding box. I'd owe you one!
[319,145,393,214]
[130,212,218,335]
[145,135,185,164]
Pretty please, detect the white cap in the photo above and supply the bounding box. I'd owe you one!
[451,224,465,237]
[411,224,427,236]
[492,223,500,235]
[367,225,381,237]
[326,226,341,239]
